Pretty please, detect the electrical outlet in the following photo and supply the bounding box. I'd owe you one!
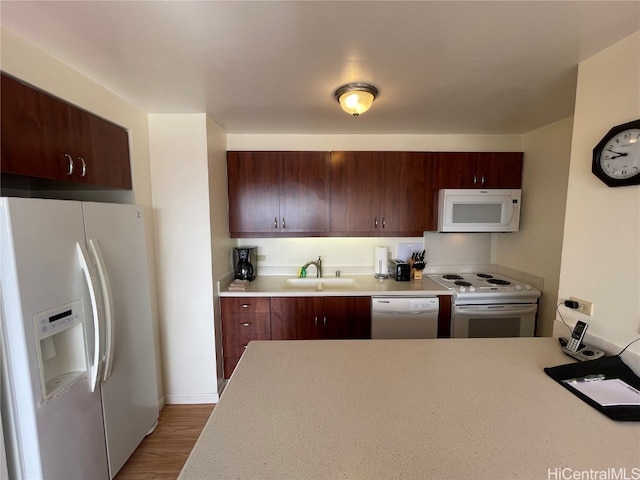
[570,296,594,316]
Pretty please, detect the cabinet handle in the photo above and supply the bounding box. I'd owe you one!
[241,303,250,308]
[240,322,252,327]
[473,174,477,185]
[274,217,278,229]
[314,316,318,327]
[78,157,87,177]
[323,316,327,327]
[480,174,485,186]
[382,217,386,229]
[64,154,74,175]
[374,217,378,228]
[282,217,286,229]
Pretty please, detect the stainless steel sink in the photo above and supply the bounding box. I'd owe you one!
[283,278,358,291]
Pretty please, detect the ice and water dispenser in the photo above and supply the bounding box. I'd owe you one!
[33,300,88,399]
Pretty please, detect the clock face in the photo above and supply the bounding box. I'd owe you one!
[592,119,640,187]
[599,128,640,179]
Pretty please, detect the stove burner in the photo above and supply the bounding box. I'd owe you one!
[442,274,463,281]
[486,278,511,286]
[454,281,472,287]
[475,273,494,279]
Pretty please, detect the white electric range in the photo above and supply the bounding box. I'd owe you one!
[428,272,541,338]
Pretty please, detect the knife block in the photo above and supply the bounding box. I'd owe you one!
[408,259,423,280]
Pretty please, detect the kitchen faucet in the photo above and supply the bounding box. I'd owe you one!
[302,256,322,278]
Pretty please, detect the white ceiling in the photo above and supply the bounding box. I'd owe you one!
[1,1,639,135]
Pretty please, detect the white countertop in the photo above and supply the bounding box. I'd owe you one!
[218,274,451,297]
[180,338,639,480]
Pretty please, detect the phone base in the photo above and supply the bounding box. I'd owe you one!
[561,345,605,361]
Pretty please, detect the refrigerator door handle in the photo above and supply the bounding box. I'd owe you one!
[76,242,103,392]
[89,239,115,382]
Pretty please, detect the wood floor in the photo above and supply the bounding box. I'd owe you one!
[115,404,215,480]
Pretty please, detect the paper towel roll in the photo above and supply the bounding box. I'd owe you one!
[374,247,389,278]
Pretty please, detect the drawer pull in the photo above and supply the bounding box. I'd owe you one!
[241,304,250,308]
[240,322,252,327]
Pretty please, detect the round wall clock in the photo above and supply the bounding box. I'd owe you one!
[592,118,640,187]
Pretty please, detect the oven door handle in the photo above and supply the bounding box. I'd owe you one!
[455,304,537,315]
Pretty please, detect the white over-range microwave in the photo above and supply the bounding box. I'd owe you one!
[437,189,521,233]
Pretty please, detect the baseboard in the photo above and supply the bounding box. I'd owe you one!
[164,393,220,405]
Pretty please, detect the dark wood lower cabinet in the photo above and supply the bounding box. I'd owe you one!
[271,296,371,340]
[221,295,449,378]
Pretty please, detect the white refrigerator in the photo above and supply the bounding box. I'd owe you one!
[0,197,159,479]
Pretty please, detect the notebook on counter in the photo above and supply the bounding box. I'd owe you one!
[544,355,640,421]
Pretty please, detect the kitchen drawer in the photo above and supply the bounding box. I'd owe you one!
[221,296,270,314]
[223,333,271,357]
[222,312,271,334]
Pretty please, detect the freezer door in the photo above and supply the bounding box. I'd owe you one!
[0,197,109,480]
[82,202,159,478]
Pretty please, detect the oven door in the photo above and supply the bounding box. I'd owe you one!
[453,303,536,338]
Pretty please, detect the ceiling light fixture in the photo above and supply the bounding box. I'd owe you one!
[334,83,379,118]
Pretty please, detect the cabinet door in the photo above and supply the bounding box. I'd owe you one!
[1,74,72,181]
[270,297,321,340]
[476,152,523,188]
[279,152,330,234]
[431,152,478,189]
[83,113,132,189]
[227,152,281,235]
[381,152,431,234]
[320,297,371,339]
[330,151,383,234]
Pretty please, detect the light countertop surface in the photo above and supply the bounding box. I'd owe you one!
[218,274,452,297]
[179,338,640,479]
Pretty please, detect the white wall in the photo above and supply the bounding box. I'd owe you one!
[206,117,233,393]
[557,32,640,358]
[495,117,574,335]
[0,27,165,400]
[148,114,218,403]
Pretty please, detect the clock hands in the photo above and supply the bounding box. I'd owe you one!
[605,148,629,159]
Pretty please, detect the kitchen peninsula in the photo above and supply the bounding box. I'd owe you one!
[180,338,639,479]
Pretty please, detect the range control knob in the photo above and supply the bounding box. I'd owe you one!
[459,286,466,292]
[515,285,522,290]
[469,286,476,292]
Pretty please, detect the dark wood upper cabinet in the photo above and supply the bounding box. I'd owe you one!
[330,151,432,236]
[432,152,522,189]
[330,151,384,234]
[1,73,132,189]
[227,151,330,237]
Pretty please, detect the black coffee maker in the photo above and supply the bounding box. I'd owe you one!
[233,247,257,281]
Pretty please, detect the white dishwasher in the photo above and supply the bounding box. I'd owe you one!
[371,297,439,339]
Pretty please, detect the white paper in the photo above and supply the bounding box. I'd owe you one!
[567,378,640,407]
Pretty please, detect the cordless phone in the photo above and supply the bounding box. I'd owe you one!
[559,320,605,361]
[567,321,588,352]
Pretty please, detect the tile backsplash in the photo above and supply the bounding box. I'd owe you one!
[233,232,493,276]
